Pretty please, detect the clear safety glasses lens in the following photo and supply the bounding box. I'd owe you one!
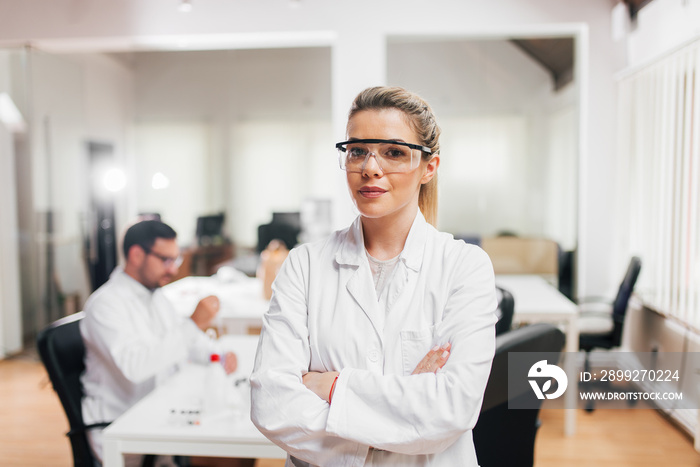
[336,142,420,174]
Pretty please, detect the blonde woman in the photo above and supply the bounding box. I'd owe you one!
[251,86,497,466]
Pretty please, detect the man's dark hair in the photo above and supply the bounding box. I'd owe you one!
[122,220,177,259]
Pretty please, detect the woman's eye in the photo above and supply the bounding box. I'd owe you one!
[385,147,409,159]
[348,147,368,158]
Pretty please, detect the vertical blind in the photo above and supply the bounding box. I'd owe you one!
[617,38,700,329]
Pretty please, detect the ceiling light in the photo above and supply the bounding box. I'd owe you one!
[151,172,170,190]
[103,168,127,193]
[0,93,26,133]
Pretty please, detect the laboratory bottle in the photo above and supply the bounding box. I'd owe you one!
[203,353,227,416]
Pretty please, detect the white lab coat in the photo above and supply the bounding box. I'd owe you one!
[251,211,497,466]
[80,268,217,460]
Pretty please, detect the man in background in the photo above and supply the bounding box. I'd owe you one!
[80,219,237,465]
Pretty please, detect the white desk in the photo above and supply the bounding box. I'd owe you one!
[102,335,286,467]
[163,276,269,334]
[495,274,579,436]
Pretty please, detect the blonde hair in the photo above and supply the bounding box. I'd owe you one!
[348,86,441,226]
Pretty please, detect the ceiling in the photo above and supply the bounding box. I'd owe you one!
[510,37,574,91]
[510,0,656,91]
[623,0,655,20]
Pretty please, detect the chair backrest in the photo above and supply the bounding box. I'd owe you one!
[473,323,565,467]
[495,286,515,336]
[612,256,642,318]
[257,212,301,253]
[610,256,642,344]
[557,248,575,301]
[481,236,559,277]
[37,312,98,467]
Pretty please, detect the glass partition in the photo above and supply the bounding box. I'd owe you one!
[387,37,578,294]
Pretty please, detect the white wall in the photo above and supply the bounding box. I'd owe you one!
[130,40,575,249]
[0,50,8,91]
[626,0,700,68]
[26,51,133,321]
[0,47,134,350]
[388,39,555,117]
[133,48,331,121]
[0,110,22,357]
[131,47,333,246]
[544,99,578,250]
[0,0,625,298]
[607,1,700,287]
[230,119,332,246]
[387,39,577,247]
[0,50,23,356]
[134,122,212,244]
[612,0,700,277]
[81,52,135,257]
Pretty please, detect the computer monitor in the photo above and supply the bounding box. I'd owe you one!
[257,212,301,253]
[196,213,225,246]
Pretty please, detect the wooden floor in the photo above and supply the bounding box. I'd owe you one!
[536,407,700,467]
[2,353,699,467]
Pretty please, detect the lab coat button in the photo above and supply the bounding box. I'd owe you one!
[368,349,380,362]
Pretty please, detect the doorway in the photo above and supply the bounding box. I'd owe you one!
[85,141,119,291]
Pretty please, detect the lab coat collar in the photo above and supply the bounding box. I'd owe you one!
[335,216,365,268]
[400,211,427,272]
[335,210,428,272]
[111,267,157,301]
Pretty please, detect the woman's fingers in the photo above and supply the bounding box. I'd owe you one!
[412,342,451,374]
[302,371,339,402]
[435,342,451,369]
[431,343,451,371]
[302,371,320,386]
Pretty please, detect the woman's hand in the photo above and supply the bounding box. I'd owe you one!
[412,342,451,374]
[303,371,340,403]
[301,342,451,403]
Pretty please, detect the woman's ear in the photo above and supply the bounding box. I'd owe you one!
[420,155,440,184]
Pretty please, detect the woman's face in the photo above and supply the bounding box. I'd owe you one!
[345,108,438,222]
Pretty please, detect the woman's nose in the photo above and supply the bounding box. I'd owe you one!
[361,153,384,177]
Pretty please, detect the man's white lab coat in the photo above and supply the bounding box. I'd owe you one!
[80,268,216,460]
[251,212,497,466]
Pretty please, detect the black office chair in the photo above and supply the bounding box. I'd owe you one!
[257,212,301,253]
[37,312,110,467]
[495,286,515,335]
[557,248,575,302]
[473,323,566,467]
[578,256,642,411]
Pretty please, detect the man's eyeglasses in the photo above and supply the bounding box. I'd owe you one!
[335,139,431,174]
[143,247,183,268]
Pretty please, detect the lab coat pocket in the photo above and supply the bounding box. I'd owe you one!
[400,325,436,375]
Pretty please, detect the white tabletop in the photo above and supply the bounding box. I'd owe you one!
[102,335,286,465]
[495,274,579,436]
[164,273,577,327]
[495,274,578,318]
[163,275,270,333]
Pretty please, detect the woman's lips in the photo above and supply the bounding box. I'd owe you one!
[359,186,387,198]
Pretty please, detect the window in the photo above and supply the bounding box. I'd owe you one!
[617,39,700,328]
